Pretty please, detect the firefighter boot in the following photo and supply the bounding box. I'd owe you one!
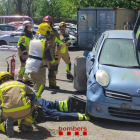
[19,124,33,132]
[83,115,90,121]
[67,73,74,80]
[6,117,14,137]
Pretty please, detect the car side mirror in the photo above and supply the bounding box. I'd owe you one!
[83,50,89,57]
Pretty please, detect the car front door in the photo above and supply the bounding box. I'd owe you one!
[8,33,20,46]
[86,34,105,77]
[0,25,16,36]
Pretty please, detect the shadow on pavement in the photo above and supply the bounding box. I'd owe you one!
[45,86,86,95]
[90,118,140,131]
[56,78,73,83]
[13,124,53,140]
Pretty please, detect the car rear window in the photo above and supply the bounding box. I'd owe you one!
[99,39,139,67]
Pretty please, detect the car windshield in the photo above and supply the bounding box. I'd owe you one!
[99,39,139,67]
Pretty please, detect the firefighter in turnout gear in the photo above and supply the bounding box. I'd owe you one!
[55,21,74,80]
[17,20,33,83]
[42,15,62,89]
[30,22,59,100]
[0,71,37,137]
[35,98,90,122]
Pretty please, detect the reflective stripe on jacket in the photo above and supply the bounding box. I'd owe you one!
[0,81,33,113]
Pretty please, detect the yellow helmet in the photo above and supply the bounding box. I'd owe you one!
[0,71,14,84]
[59,21,66,27]
[37,23,52,36]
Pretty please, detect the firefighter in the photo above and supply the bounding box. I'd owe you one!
[29,22,60,100]
[42,15,62,89]
[0,71,38,137]
[17,20,33,83]
[55,21,74,80]
[35,98,90,122]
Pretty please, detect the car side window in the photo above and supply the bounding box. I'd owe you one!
[2,26,15,31]
[92,34,104,53]
[92,36,101,53]
[0,26,5,31]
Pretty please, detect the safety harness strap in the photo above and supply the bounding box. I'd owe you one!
[29,55,42,61]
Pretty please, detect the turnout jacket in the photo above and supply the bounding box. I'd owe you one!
[56,31,71,54]
[0,80,34,113]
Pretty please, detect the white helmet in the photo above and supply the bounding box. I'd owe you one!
[23,20,32,27]
[23,20,33,31]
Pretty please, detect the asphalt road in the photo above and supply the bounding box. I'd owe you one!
[0,49,140,140]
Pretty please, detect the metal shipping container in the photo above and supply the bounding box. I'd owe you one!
[77,8,136,50]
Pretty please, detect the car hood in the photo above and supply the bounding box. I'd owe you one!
[99,64,140,96]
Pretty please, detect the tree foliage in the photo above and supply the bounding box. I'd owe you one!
[0,0,140,20]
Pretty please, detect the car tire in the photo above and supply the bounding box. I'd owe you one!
[73,56,87,92]
[0,41,7,46]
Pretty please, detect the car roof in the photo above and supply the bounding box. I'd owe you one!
[105,30,133,39]
[0,24,17,27]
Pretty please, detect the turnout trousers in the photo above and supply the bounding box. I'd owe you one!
[30,63,57,99]
[37,99,89,121]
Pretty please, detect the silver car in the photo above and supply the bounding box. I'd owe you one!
[0,26,77,47]
[0,24,18,37]
[0,26,37,46]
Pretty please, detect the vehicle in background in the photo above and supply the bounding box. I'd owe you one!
[0,32,21,46]
[66,23,76,28]
[67,26,77,34]
[54,26,76,36]
[77,7,136,50]
[0,27,36,46]
[0,15,34,38]
[8,21,23,27]
[0,24,18,36]
[74,30,140,123]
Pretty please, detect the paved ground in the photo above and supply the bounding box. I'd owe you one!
[0,49,140,140]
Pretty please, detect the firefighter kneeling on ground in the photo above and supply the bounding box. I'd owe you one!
[0,71,41,137]
[55,21,74,80]
[17,21,33,83]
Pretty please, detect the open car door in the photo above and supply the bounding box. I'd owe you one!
[133,12,140,65]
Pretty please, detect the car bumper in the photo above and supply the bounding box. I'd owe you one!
[87,83,140,123]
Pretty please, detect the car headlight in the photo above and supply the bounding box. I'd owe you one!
[95,70,109,86]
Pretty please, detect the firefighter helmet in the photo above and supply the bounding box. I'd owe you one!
[43,15,53,24]
[59,21,66,28]
[23,20,32,27]
[0,71,14,84]
[37,23,52,36]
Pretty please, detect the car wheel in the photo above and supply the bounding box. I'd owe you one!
[0,41,7,46]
